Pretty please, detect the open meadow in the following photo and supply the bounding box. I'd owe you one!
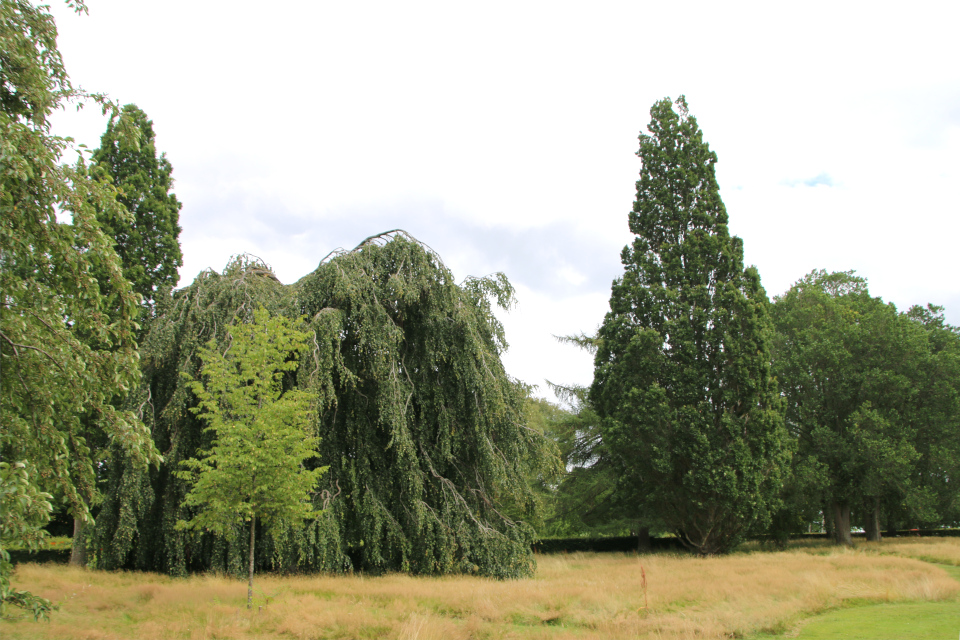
[2,538,958,640]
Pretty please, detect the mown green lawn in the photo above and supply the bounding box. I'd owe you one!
[752,564,960,640]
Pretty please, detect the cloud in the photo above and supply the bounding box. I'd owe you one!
[178,188,629,300]
[782,173,834,188]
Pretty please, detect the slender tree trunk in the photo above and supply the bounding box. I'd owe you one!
[247,516,256,609]
[832,501,852,546]
[637,525,651,553]
[69,517,87,566]
[864,498,882,542]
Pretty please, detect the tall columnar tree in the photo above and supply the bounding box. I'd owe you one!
[178,307,326,608]
[91,103,183,314]
[770,272,957,542]
[1,0,159,616]
[590,96,790,555]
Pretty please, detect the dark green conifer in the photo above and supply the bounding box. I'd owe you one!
[590,96,790,554]
[91,103,183,313]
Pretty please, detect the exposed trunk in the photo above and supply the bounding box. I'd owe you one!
[832,501,852,546]
[247,516,256,609]
[69,517,87,566]
[636,525,651,553]
[864,498,881,542]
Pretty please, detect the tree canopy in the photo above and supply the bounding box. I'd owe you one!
[590,96,790,555]
[1,0,158,616]
[90,103,183,314]
[94,232,549,578]
[92,255,320,576]
[770,271,960,542]
[296,231,546,577]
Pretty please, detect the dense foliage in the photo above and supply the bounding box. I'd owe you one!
[0,0,158,617]
[590,96,791,555]
[91,256,336,576]
[67,104,183,565]
[296,231,545,577]
[770,271,960,542]
[90,103,183,314]
[95,233,548,578]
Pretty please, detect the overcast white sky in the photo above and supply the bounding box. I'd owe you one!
[48,1,960,401]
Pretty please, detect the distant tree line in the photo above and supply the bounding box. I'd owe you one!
[3,0,958,620]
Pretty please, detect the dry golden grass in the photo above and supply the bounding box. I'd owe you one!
[2,539,958,640]
[858,536,960,566]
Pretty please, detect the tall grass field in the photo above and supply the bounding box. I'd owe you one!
[2,538,958,639]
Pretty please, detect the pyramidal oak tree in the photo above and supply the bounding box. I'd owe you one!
[590,96,790,555]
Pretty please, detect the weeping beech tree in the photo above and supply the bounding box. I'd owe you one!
[90,255,346,576]
[94,231,544,578]
[298,231,541,577]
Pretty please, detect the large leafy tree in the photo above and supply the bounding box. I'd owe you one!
[90,103,183,314]
[298,231,546,577]
[66,104,182,565]
[590,96,790,555]
[92,256,336,576]
[770,272,959,543]
[178,307,325,608]
[900,304,960,529]
[1,0,158,616]
[96,233,548,579]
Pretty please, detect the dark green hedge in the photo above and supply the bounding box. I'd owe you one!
[10,529,957,564]
[8,549,71,565]
[758,528,960,542]
[534,529,960,554]
[532,536,685,554]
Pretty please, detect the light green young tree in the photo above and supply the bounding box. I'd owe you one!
[176,307,326,608]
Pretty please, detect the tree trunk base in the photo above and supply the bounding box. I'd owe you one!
[69,517,87,566]
[832,502,852,546]
[247,517,256,609]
